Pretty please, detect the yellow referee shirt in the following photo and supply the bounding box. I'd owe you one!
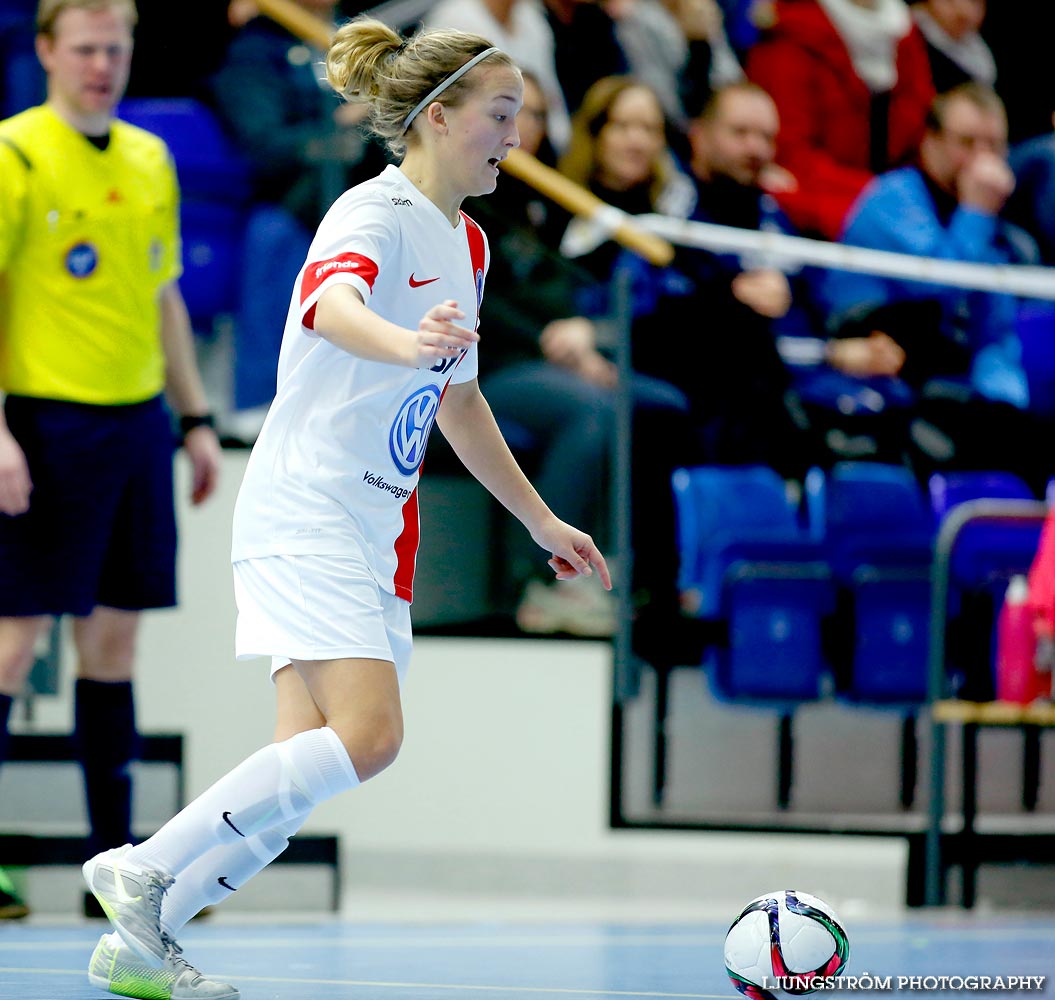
[0,105,182,405]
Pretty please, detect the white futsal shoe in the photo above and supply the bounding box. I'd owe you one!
[83,845,173,967]
[89,931,240,999]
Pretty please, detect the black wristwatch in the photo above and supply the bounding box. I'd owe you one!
[179,413,216,436]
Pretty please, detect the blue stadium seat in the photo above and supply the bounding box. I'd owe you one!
[805,462,938,808]
[672,465,835,703]
[930,470,1036,518]
[806,463,936,704]
[674,464,803,619]
[117,98,250,200]
[1018,302,1055,418]
[117,98,251,330]
[179,200,247,329]
[928,470,1042,701]
[715,556,834,701]
[929,470,1038,589]
[671,465,837,809]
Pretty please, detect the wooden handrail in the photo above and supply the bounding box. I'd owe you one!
[254,0,332,48]
[932,700,1055,726]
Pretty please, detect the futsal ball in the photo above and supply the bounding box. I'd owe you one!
[724,890,849,1000]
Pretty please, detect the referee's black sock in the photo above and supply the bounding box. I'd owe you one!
[74,679,141,856]
[0,692,12,766]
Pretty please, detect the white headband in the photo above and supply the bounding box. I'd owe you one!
[402,47,501,132]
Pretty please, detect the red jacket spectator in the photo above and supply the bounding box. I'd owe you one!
[746,0,935,239]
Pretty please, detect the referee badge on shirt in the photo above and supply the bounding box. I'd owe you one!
[65,242,99,278]
[148,238,164,272]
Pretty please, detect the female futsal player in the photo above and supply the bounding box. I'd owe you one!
[82,17,610,1000]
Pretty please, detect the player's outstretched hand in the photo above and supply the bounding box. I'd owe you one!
[413,300,479,369]
[532,515,612,589]
[0,430,32,516]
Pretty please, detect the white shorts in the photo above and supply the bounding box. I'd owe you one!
[233,552,413,684]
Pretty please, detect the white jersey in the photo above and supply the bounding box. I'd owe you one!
[231,165,488,602]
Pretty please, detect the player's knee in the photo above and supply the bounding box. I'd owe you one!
[341,711,404,780]
[375,715,405,771]
[364,714,404,777]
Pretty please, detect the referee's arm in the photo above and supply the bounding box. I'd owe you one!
[158,282,222,505]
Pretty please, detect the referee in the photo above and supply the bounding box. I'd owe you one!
[0,0,221,918]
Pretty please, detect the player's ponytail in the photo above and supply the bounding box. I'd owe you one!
[325,17,401,105]
[326,16,515,158]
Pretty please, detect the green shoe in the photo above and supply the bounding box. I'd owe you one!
[89,931,240,999]
[0,867,29,920]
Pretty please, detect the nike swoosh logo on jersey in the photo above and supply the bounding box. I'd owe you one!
[409,273,440,287]
[217,876,237,892]
[222,811,246,837]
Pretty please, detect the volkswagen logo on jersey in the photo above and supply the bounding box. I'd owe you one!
[65,242,99,278]
[390,384,441,476]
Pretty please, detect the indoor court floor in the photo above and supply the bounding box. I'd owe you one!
[1,912,1052,1000]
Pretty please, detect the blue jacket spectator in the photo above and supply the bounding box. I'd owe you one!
[822,83,1054,494]
[826,164,1030,408]
[210,4,386,426]
[211,10,383,231]
[824,84,1032,410]
[625,82,828,479]
[1007,123,1055,266]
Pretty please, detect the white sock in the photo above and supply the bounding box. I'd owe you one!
[159,811,308,935]
[127,727,357,876]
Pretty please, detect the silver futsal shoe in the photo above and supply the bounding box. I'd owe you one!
[82,846,173,967]
[89,931,240,999]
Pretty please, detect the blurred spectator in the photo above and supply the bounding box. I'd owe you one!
[980,0,1055,144]
[213,0,381,236]
[746,0,935,240]
[541,0,628,114]
[716,0,774,59]
[558,76,697,284]
[0,0,44,118]
[1006,108,1055,266]
[125,0,234,100]
[211,0,386,434]
[423,0,572,149]
[464,73,688,635]
[605,0,742,131]
[911,0,995,94]
[626,82,827,478]
[823,83,1053,493]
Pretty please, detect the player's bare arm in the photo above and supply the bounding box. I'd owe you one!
[437,380,611,587]
[313,286,479,368]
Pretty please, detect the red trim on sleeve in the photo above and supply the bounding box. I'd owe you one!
[299,252,379,328]
[460,211,486,322]
[392,486,420,602]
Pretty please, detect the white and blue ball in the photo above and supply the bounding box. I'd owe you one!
[724,890,849,1000]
